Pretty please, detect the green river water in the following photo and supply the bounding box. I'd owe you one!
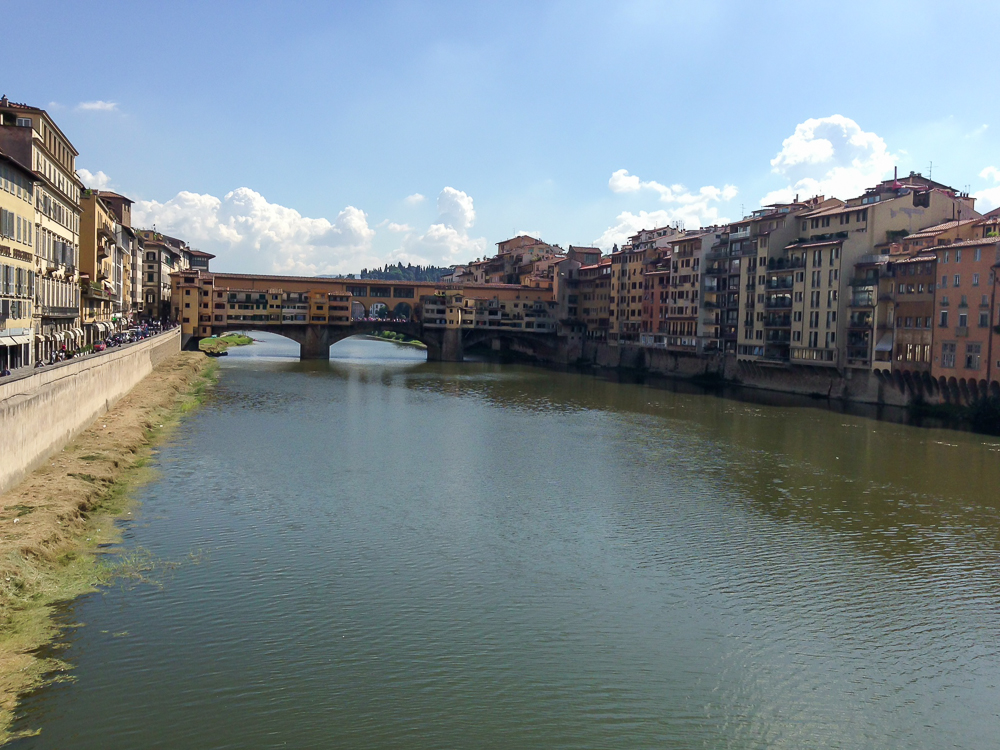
[9,334,1000,749]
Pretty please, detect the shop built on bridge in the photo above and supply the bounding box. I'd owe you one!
[171,271,564,361]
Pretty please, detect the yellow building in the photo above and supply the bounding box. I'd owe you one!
[0,150,37,370]
[79,191,119,343]
[0,97,83,361]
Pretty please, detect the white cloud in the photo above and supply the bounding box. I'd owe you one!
[386,222,412,232]
[404,193,425,205]
[761,115,894,204]
[980,166,1000,182]
[967,124,989,138]
[599,169,736,248]
[77,168,112,190]
[973,166,1000,212]
[133,187,376,275]
[436,186,476,231]
[395,187,486,264]
[77,100,118,112]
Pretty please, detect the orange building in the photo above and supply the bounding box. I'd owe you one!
[931,237,1000,395]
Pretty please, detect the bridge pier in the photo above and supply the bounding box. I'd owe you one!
[425,327,464,362]
[300,325,332,360]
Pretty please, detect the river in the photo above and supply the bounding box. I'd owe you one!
[10,333,1000,748]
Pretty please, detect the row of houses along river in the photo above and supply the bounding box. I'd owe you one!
[10,333,1000,749]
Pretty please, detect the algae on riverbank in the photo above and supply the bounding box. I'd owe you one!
[368,331,427,349]
[0,352,215,744]
[199,333,254,355]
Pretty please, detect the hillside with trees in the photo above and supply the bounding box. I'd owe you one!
[358,263,451,281]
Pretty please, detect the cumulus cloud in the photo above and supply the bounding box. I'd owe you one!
[973,166,1000,212]
[77,100,118,112]
[77,168,112,190]
[761,115,894,204]
[393,187,486,264]
[404,193,425,205]
[598,169,737,248]
[133,187,376,275]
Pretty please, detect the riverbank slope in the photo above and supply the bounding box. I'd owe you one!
[0,352,215,742]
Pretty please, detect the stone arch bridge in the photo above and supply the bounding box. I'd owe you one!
[173,271,565,362]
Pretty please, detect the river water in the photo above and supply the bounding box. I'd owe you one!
[10,334,1000,749]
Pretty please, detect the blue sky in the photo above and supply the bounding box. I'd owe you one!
[7,0,1000,274]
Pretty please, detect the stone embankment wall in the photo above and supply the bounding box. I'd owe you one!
[0,329,180,496]
[565,340,916,407]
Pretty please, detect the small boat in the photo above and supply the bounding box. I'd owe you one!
[204,350,228,357]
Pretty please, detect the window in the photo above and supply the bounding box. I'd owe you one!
[980,312,989,328]
[147,272,154,282]
[973,273,980,286]
[939,310,948,327]
[905,317,913,328]
[940,275,948,288]
[965,343,981,370]
[943,251,950,264]
[958,313,968,328]
[974,247,982,261]
[941,342,956,368]
[954,274,960,287]
[955,250,962,263]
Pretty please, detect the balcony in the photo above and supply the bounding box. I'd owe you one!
[730,227,751,240]
[848,315,873,329]
[850,294,875,308]
[956,326,969,337]
[766,279,794,291]
[82,282,109,300]
[764,298,792,309]
[764,315,791,328]
[767,257,804,271]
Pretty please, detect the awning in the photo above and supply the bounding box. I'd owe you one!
[874,333,893,353]
[7,334,31,346]
[72,328,85,338]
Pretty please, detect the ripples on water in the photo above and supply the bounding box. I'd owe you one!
[10,333,1000,749]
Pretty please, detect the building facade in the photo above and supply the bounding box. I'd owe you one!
[0,97,83,361]
[0,151,37,370]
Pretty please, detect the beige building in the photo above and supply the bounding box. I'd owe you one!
[0,96,83,360]
[777,176,976,370]
[0,150,37,370]
[731,198,835,361]
[137,230,192,320]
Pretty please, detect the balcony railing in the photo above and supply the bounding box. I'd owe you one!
[766,279,794,290]
[764,298,792,309]
[956,326,969,337]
